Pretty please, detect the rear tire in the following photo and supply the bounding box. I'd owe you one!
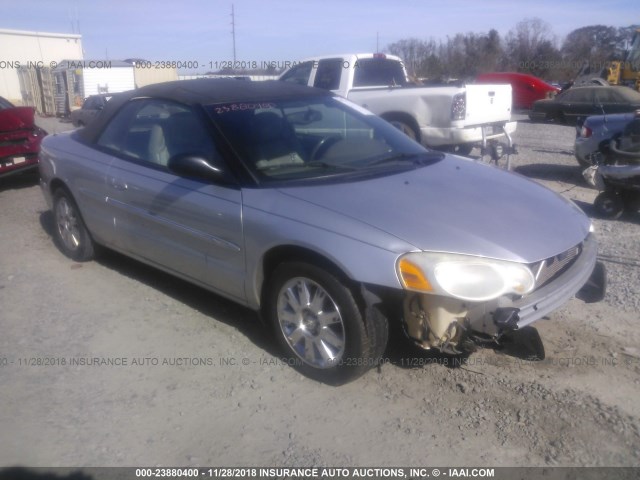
[266,262,387,384]
[386,118,418,141]
[594,191,624,219]
[443,144,473,156]
[52,189,96,261]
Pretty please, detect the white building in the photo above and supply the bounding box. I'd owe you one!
[0,28,83,104]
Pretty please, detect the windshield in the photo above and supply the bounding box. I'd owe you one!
[0,97,14,110]
[206,96,439,183]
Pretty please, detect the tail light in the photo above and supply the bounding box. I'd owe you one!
[451,93,466,121]
[580,125,592,138]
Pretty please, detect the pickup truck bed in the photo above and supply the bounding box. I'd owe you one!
[280,53,517,153]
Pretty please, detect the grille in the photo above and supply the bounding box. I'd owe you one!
[0,137,28,147]
[531,244,582,289]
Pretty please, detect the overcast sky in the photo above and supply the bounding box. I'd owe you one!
[3,0,639,72]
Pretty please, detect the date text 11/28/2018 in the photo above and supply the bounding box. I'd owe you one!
[134,467,496,478]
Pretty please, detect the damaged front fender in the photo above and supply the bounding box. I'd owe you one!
[399,234,605,352]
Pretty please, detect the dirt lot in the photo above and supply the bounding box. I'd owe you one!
[1,114,639,469]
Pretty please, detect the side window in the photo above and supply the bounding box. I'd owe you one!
[560,89,591,103]
[96,99,217,168]
[559,90,575,102]
[313,59,343,90]
[593,89,607,104]
[571,89,593,103]
[353,58,407,87]
[595,89,621,104]
[280,61,313,86]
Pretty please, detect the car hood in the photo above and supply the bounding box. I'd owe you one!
[274,157,591,263]
[0,106,35,132]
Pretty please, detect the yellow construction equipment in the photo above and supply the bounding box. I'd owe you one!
[606,28,640,91]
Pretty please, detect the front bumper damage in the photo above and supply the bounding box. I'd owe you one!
[401,233,605,353]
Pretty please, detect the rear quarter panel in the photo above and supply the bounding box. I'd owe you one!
[40,132,115,245]
[347,86,462,129]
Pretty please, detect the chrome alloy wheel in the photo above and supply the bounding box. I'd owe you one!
[276,277,346,368]
[55,196,81,252]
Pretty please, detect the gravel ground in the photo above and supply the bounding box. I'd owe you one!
[0,113,639,469]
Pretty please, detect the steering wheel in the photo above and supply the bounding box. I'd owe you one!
[310,135,342,161]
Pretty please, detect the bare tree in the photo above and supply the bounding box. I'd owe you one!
[481,29,503,73]
[384,19,638,83]
[388,30,504,81]
[562,25,619,72]
[503,18,561,77]
[387,38,440,78]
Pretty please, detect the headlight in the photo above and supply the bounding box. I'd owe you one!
[397,252,535,302]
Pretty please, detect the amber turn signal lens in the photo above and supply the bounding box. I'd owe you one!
[398,258,433,292]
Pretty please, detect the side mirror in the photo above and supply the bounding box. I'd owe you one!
[168,153,227,182]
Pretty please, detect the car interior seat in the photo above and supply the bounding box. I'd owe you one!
[249,111,304,169]
[147,124,170,166]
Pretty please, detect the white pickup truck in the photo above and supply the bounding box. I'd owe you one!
[280,53,517,157]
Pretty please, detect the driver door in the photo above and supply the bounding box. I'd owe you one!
[96,99,246,302]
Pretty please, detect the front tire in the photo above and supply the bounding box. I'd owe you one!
[52,189,96,261]
[576,155,591,168]
[266,262,386,384]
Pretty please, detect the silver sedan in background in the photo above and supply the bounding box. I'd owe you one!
[39,79,605,384]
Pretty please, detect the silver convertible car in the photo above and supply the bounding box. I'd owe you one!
[39,79,605,384]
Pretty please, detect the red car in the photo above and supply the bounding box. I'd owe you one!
[475,72,559,110]
[0,96,47,178]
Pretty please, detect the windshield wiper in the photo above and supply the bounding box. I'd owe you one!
[366,151,444,167]
[305,161,356,171]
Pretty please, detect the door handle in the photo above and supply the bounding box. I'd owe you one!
[109,177,128,191]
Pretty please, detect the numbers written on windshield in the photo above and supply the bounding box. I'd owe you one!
[214,103,276,114]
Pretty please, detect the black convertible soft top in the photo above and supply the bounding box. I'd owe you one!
[78,78,332,143]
